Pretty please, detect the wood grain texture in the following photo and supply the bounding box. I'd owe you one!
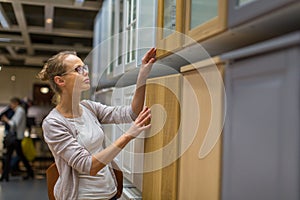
[142,74,181,200]
[178,64,224,200]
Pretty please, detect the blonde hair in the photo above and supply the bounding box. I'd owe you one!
[38,51,77,104]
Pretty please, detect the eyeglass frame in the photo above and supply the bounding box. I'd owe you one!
[60,64,89,76]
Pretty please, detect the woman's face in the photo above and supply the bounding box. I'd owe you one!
[61,54,90,93]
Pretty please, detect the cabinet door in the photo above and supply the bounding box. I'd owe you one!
[136,0,157,67]
[92,12,101,87]
[113,0,126,77]
[222,47,300,200]
[156,0,184,58]
[185,0,227,45]
[112,87,124,167]
[107,0,116,77]
[95,89,114,149]
[124,0,137,71]
[178,65,224,200]
[142,74,181,200]
[122,84,145,191]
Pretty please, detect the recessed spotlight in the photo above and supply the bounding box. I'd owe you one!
[46,18,53,24]
[11,75,16,81]
[40,87,49,94]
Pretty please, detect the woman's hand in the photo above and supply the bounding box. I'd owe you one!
[125,106,151,139]
[139,48,156,78]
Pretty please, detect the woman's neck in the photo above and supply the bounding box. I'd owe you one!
[56,91,82,118]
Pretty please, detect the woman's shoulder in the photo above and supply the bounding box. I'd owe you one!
[80,99,106,111]
[42,108,66,127]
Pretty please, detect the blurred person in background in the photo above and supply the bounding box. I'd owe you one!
[0,97,34,182]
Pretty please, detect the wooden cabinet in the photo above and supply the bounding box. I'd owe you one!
[142,74,181,200]
[156,0,228,56]
[178,57,224,200]
[184,0,227,45]
[222,32,300,200]
[156,0,184,58]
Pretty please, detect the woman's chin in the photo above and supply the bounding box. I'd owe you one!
[83,85,91,91]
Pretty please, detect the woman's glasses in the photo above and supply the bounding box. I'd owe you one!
[61,64,89,76]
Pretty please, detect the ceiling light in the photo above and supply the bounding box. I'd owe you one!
[0,5,10,29]
[0,38,11,42]
[46,18,53,24]
[74,0,85,6]
[11,75,16,81]
[40,87,49,94]
[0,66,2,71]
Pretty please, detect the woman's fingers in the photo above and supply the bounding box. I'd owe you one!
[138,113,151,126]
[135,107,151,124]
[142,48,156,64]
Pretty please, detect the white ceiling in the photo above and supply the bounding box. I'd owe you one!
[0,0,102,68]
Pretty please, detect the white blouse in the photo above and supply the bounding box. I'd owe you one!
[67,105,117,200]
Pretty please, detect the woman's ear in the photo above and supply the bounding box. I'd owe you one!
[54,76,65,87]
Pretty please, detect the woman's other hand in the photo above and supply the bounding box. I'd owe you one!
[125,106,151,139]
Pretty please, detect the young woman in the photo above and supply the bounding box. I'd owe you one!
[38,48,156,200]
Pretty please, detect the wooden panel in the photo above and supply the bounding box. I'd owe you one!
[142,74,181,200]
[156,0,184,58]
[178,64,224,200]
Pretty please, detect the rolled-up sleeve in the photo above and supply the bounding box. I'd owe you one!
[43,118,92,174]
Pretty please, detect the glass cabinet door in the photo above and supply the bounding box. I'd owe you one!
[190,0,218,29]
[163,0,176,38]
[113,0,125,77]
[157,0,184,58]
[185,0,227,45]
[124,0,137,69]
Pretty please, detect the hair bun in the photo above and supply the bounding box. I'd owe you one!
[37,64,49,81]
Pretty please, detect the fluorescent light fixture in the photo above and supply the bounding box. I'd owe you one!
[0,38,11,42]
[75,0,85,3]
[0,5,10,29]
[74,0,85,6]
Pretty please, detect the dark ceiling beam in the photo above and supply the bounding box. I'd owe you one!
[12,1,34,55]
[0,0,101,11]
[0,26,93,38]
[32,43,92,53]
[0,3,11,29]
[28,26,93,38]
[44,4,54,32]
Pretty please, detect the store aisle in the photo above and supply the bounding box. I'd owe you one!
[0,176,47,199]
